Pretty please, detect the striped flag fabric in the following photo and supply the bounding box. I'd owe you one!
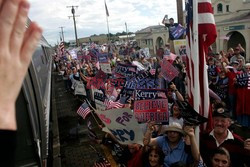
[93,159,111,167]
[77,102,91,119]
[104,96,126,110]
[104,0,109,17]
[185,0,216,130]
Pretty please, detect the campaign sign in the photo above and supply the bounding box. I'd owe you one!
[119,88,134,103]
[94,89,106,111]
[98,53,109,63]
[86,70,107,89]
[160,59,179,82]
[100,63,112,74]
[139,48,151,58]
[236,73,248,87]
[124,71,159,89]
[95,108,144,145]
[115,63,137,78]
[134,99,168,123]
[134,89,167,101]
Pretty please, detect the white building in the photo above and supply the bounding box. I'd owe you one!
[212,0,250,61]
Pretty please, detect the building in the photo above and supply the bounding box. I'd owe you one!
[212,0,250,61]
[118,34,135,44]
[78,34,109,45]
[135,25,169,55]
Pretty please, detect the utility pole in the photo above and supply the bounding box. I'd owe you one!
[176,0,184,25]
[125,22,129,43]
[67,6,79,47]
[59,26,65,43]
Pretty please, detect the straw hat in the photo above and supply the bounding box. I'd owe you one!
[164,123,185,135]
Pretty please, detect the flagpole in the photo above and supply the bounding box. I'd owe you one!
[192,0,200,146]
[105,0,110,43]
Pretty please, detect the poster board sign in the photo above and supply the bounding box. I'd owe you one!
[124,71,159,89]
[134,89,167,101]
[94,89,106,111]
[100,63,112,74]
[139,48,150,58]
[95,108,144,145]
[134,99,169,123]
[98,53,109,63]
[160,59,179,82]
[115,63,137,78]
[174,39,186,57]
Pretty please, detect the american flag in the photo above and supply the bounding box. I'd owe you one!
[104,96,126,110]
[93,158,111,167]
[186,0,216,130]
[77,102,91,119]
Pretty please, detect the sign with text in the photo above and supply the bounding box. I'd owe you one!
[139,48,150,58]
[94,89,106,111]
[134,99,169,123]
[134,89,167,101]
[95,108,144,145]
[115,63,137,78]
[98,53,109,63]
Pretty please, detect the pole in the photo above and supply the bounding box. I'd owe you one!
[106,14,110,43]
[125,22,129,43]
[59,27,65,43]
[193,0,200,147]
[67,6,79,47]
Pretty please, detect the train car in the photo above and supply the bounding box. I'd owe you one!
[14,19,54,166]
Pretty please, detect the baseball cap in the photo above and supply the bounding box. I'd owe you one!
[212,108,230,118]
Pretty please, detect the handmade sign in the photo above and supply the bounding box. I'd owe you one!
[134,99,168,123]
[86,70,107,89]
[100,63,112,74]
[160,59,179,82]
[115,63,137,78]
[95,108,144,145]
[134,89,167,101]
[174,40,186,57]
[74,81,87,96]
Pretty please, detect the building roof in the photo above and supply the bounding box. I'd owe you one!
[217,12,250,24]
[136,25,166,34]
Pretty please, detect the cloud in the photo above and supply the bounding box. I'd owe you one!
[29,0,180,45]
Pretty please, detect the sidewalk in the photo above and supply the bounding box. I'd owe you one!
[52,72,107,167]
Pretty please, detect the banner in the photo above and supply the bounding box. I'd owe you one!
[134,99,169,123]
[115,63,137,78]
[160,59,179,82]
[95,108,144,145]
[134,89,167,101]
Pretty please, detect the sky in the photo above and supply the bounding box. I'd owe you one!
[29,0,182,45]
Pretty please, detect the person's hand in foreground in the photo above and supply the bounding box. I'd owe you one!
[0,0,42,130]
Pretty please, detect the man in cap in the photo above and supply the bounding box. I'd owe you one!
[200,108,250,167]
[144,123,200,167]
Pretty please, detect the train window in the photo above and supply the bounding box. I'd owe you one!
[41,46,48,64]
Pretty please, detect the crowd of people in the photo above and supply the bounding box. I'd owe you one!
[53,36,250,167]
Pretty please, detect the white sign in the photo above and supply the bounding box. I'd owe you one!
[139,48,151,58]
[100,63,112,74]
[95,108,144,145]
[174,39,186,57]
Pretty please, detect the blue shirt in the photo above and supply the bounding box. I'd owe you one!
[156,136,191,167]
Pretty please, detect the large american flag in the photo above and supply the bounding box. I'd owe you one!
[77,102,91,119]
[186,0,216,130]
